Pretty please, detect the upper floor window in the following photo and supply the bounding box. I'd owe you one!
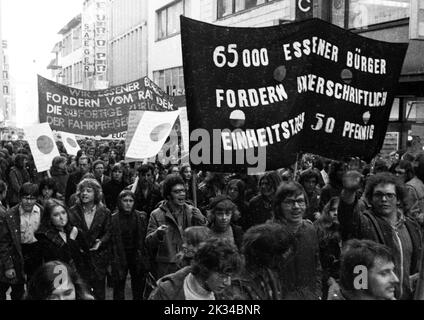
[331,0,410,29]
[217,0,272,19]
[157,0,187,40]
[3,86,8,95]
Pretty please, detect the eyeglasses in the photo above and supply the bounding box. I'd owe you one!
[372,192,397,200]
[394,170,406,175]
[171,188,186,194]
[22,196,36,201]
[282,199,306,207]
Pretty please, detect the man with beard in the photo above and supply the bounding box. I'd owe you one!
[338,171,422,300]
[146,174,207,279]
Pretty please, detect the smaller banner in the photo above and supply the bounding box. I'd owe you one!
[59,131,81,156]
[24,123,60,172]
[125,110,181,160]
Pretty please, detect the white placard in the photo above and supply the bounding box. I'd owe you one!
[59,131,81,156]
[126,110,180,160]
[24,123,60,172]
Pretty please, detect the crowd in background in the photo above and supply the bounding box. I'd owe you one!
[0,138,423,300]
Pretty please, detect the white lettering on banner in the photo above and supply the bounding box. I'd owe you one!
[222,112,305,150]
[342,121,374,141]
[216,84,288,108]
[346,48,386,75]
[282,37,339,62]
[297,74,388,107]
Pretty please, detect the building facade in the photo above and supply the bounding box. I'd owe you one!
[108,0,148,86]
[47,14,84,89]
[321,0,424,154]
[1,40,16,125]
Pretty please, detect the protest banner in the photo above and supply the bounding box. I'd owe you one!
[181,17,408,173]
[59,131,81,156]
[24,123,60,172]
[125,110,181,160]
[38,75,176,138]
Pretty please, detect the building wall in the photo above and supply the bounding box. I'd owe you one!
[108,0,148,86]
[0,0,5,123]
[147,0,291,95]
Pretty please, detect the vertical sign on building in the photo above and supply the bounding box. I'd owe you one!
[410,0,424,40]
[295,0,314,21]
[94,0,108,78]
[82,5,95,75]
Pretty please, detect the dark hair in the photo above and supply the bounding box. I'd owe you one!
[176,226,212,268]
[14,154,28,168]
[26,261,93,300]
[116,190,136,212]
[207,196,239,227]
[396,159,415,182]
[51,156,67,169]
[191,238,243,282]
[92,160,105,170]
[0,180,7,193]
[20,183,39,198]
[242,223,295,272]
[258,171,282,193]
[162,174,185,199]
[328,161,346,186]
[111,163,124,173]
[299,168,321,186]
[225,179,246,203]
[39,177,58,198]
[273,181,308,221]
[364,172,407,207]
[340,239,394,291]
[39,199,70,232]
[138,163,154,175]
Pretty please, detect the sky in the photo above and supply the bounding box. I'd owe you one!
[1,0,84,126]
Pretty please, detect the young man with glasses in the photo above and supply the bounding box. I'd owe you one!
[271,181,322,300]
[0,183,43,300]
[339,171,422,300]
[146,174,207,279]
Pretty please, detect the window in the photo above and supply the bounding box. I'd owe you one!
[73,25,82,50]
[62,34,72,57]
[217,0,271,19]
[153,66,185,96]
[3,86,8,95]
[157,0,187,40]
[2,71,8,80]
[331,0,410,29]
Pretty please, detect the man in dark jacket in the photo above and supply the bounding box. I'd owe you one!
[131,164,162,219]
[271,181,322,300]
[65,155,90,205]
[68,178,111,300]
[110,190,150,300]
[0,183,43,300]
[338,171,422,300]
[146,174,207,279]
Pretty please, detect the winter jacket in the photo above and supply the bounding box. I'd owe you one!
[338,199,422,300]
[103,179,126,212]
[50,166,69,197]
[246,195,274,230]
[148,266,191,300]
[68,204,112,280]
[0,204,43,284]
[131,183,162,218]
[65,171,84,205]
[110,209,150,283]
[35,226,91,282]
[7,167,30,206]
[271,218,322,300]
[146,201,207,278]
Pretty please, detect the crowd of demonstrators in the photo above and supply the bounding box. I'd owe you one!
[3,138,424,300]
